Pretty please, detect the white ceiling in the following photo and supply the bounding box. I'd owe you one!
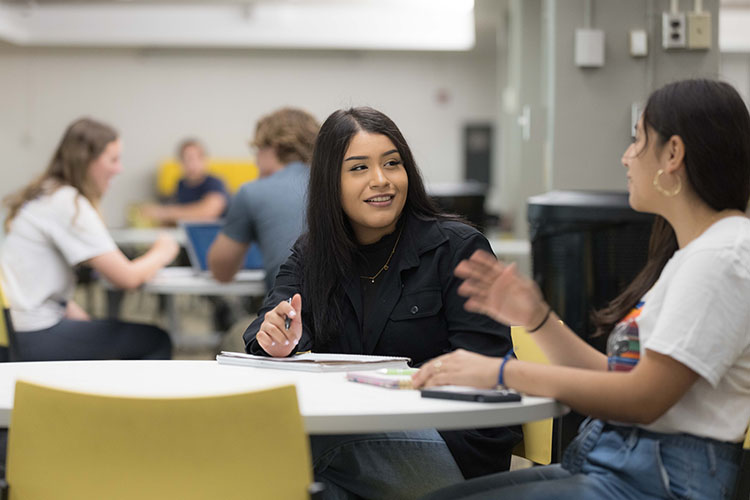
[2,0,359,3]
[0,0,477,50]
[1,0,749,52]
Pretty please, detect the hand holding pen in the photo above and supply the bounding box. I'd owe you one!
[285,297,293,330]
[257,293,303,357]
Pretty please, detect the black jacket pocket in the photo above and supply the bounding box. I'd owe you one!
[390,289,442,320]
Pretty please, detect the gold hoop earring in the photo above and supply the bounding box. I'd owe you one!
[653,169,682,197]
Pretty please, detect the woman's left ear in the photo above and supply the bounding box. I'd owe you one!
[665,135,685,173]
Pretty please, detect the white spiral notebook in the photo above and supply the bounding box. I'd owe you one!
[216,351,411,372]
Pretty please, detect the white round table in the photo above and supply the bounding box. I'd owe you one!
[0,360,568,434]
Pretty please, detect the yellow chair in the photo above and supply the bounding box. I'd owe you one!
[157,158,259,198]
[510,325,553,465]
[5,381,317,500]
[0,273,18,361]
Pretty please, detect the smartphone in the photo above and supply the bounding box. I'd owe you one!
[420,386,521,403]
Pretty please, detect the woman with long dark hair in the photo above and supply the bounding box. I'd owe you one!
[414,79,750,500]
[243,107,516,498]
[1,117,177,361]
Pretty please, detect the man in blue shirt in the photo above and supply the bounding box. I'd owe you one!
[208,108,319,288]
[143,139,228,224]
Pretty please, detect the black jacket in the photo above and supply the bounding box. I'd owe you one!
[245,213,512,360]
[243,212,521,478]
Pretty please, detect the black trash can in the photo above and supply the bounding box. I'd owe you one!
[527,190,654,457]
[428,182,488,232]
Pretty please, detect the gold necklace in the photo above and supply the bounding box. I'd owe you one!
[359,226,404,283]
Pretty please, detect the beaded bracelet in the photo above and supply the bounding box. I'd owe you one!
[527,305,552,333]
[497,348,515,387]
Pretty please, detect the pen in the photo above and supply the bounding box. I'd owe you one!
[285,297,292,330]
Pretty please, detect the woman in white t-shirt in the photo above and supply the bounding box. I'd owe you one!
[413,79,750,500]
[0,117,179,360]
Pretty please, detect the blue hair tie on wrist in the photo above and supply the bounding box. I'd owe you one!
[497,348,515,387]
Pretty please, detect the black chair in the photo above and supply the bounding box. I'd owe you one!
[732,425,750,500]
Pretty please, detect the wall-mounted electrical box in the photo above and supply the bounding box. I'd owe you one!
[575,28,605,67]
[687,11,711,49]
[662,11,687,49]
[629,29,648,57]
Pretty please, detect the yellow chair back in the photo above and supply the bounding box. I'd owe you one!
[156,158,259,197]
[0,272,11,349]
[7,381,313,500]
[510,325,553,465]
[745,424,750,450]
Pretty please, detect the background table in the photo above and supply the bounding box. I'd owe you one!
[104,226,187,325]
[0,360,568,434]
[142,266,265,296]
[487,237,531,277]
[109,227,186,247]
[105,267,266,349]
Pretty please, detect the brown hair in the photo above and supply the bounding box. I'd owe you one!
[592,79,750,337]
[251,108,320,165]
[4,117,118,231]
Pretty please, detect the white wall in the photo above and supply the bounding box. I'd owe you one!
[720,52,750,106]
[0,45,497,227]
[494,0,723,237]
[549,0,720,193]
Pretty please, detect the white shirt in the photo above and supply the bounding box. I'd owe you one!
[636,216,750,443]
[0,185,116,331]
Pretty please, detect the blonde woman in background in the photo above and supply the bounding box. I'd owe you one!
[1,117,178,361]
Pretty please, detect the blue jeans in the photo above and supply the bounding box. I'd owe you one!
[14,319,172,361]
[422,419,742,500]
[310,429,464,500]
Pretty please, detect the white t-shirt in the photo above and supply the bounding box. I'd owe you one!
[634,216,750,443]
[0,185,116,331]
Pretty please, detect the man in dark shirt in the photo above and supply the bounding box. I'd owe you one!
[142,139,228,225]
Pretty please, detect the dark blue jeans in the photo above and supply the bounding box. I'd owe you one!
[423,419,742,500]
[14,318,172,361]
[310,430,464,500]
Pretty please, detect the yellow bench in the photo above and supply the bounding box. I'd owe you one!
[156,158,259,198]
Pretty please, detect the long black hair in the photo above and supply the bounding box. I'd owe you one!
[302,107,444,344]
[593,79,750,336]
